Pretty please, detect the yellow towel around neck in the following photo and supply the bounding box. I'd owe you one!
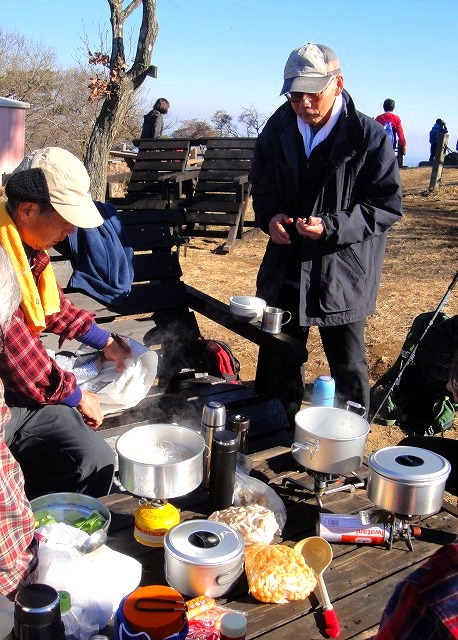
[0,203,60,333]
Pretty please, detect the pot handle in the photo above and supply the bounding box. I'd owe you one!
[346,400,366,417]
[291,438,320,459]
[216,563,244,586]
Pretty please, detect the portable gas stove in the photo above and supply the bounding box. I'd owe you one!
[282,469,365,510]
[318,508,422,551]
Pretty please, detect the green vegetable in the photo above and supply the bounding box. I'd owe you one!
[71,510,106,534]
[33,508,106,534]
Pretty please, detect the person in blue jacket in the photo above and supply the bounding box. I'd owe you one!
[250,42,402,421]
[429,118,448,161]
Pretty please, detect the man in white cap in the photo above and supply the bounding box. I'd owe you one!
[0,147,130,499]
[251,43,402,420]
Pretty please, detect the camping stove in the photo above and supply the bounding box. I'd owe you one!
[283,470,365,510]
[318,508,422,551]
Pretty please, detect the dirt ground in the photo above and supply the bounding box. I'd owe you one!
[178,166,458,503]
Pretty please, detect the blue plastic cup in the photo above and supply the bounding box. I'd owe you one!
[311,375,335,407]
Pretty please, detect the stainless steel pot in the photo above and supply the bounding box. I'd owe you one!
[163,519,245,598]
[116,424,205,499]
[367,446,451,516]
[292,405,370,474]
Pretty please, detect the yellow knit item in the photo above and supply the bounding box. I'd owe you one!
[0,203,60,333]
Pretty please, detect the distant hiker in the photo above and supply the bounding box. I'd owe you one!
[375,98,407,156]
[140,98,170,139]
[429,118,448,162]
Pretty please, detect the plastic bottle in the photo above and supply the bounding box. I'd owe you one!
[58,592,79,640]
[220,612,247,640]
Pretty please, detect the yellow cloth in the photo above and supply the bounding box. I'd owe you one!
[0,203,60,333]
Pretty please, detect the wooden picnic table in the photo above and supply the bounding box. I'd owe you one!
[101,445,458,640]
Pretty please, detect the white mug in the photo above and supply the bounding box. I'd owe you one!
[261,307,292,334]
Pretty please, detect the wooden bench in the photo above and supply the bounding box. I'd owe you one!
[165,137,259,252]
[120,139,192,203]
[43,203,307,452]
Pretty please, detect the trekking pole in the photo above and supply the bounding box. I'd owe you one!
[370,270,458,424]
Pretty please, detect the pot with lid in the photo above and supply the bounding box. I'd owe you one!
[367,446,451,516]
[163,519,245,598]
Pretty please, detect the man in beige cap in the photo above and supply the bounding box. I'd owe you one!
[0,147,130,499]
[251,43,402,421]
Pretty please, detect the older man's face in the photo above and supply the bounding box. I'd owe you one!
[288,74,344,131]
[15,203,75,250]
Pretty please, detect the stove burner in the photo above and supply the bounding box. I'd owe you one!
[360,508,422,551]
[283,470,365,509]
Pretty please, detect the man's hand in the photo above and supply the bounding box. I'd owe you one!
[269,214,294,244]
[77,391,104,430]
[103,334,132,372]
[296,216,326,240]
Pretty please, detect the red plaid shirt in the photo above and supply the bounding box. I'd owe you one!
[0,250,98,406]
[374,543,458,639]
[0,380,38,598]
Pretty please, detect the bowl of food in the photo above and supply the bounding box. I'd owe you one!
[30,492,111,552]
[229,295,266,323]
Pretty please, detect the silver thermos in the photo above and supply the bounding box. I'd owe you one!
[200,401,226,488]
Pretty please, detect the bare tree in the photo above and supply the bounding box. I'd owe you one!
[211,110,238,137]
[238,105,268,136]
[172,119,216,139]
[84,0,159,200]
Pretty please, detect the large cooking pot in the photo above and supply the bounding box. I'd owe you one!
[367,446,451,516]
[163,519,245,598]
[292,405,370,474]
[116,424,205,499]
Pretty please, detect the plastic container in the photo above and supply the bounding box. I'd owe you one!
[220,612,247,640]
[311,375,335,407]
[114,585,188,640]
[58,593,79,640]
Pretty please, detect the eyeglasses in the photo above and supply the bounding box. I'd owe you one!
[285,78,336,103]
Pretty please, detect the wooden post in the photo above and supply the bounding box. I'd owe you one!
[429,132,448,190]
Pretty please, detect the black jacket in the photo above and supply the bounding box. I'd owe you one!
[251,90,403,326]
[140,109,163,139]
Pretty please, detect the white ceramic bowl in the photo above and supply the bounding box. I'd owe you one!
[229,295,266,323]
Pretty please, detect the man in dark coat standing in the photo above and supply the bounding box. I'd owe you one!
[251,42,402,419]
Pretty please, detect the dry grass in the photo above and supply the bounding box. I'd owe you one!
[178,166,458,503]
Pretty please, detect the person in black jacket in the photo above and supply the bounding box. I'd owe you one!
[140,98,170,139]
[250,42,402,420]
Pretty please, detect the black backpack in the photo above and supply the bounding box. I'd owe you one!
[372,312,457,435]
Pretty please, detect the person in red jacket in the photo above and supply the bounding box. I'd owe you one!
[375,98,407,156]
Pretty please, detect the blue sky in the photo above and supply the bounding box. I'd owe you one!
[4,0,458,166]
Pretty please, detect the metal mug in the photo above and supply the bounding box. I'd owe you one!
[261,307,292,334]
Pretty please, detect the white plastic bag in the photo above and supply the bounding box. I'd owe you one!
[37,526,142,635]
[233,470,287,534]
[58,337,158,415]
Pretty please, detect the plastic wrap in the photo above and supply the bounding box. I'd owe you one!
[208,504,279,545]
[233,470,287,534]
[244,543,317,603]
